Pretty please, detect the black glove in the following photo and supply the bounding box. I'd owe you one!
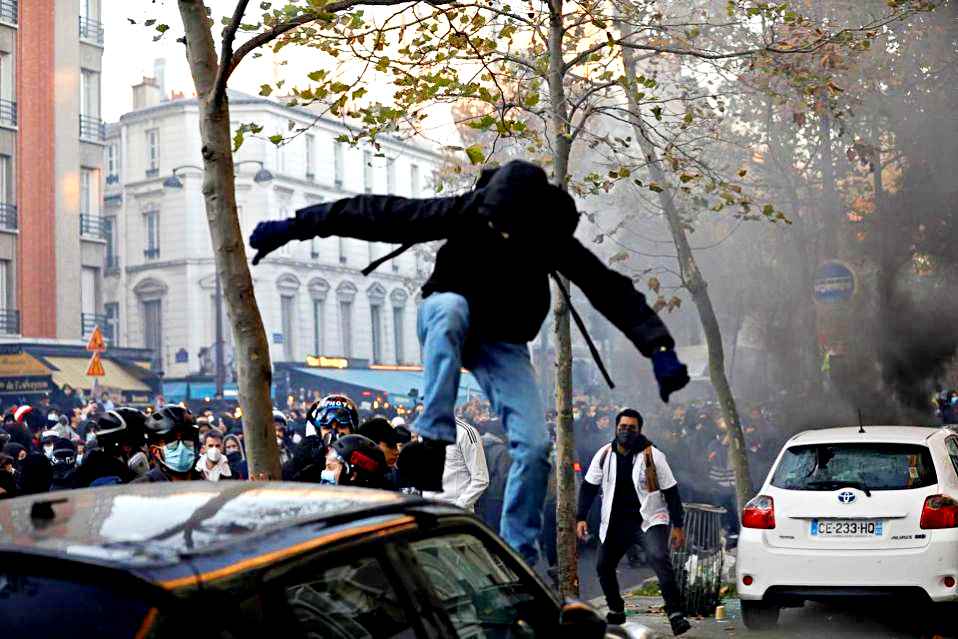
[249,219,299,265]
[652,348,690,403]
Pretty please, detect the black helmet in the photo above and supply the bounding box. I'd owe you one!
[146,406,198,444]
[329,434,387,487]
[307,395,359,436]
[96,408,147,453]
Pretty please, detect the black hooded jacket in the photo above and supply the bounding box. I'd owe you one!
[288,160,674,356]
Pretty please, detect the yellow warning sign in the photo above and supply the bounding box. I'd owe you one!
[86,352,105,377]
[86,325,107,353]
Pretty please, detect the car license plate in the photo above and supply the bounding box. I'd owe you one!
[811,519,884,537]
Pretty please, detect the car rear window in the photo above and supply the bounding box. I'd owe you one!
[771,443,937,491]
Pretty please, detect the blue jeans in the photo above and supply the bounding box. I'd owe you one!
[417,292,551,565]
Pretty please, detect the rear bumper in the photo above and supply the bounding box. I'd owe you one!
[737,528,958,603]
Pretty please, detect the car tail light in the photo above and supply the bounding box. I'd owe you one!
[944,576,956,589]
[920,495,958,529]
[742,575,754,586]
[742,495,775,529]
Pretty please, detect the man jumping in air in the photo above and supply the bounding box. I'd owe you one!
[249,160,689,565]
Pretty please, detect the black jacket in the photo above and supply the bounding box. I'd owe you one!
[289,160,674,356]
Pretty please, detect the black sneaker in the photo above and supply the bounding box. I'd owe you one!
[396,437,449,492]
[669,613,691,636]
[606,610,626,625]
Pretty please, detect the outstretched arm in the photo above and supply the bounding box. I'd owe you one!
[555,238,674,357]
[249,191,482,264]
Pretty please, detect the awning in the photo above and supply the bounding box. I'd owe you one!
[46,356,152,394]
[293,367,483,404]
[163,382,239,403]
[0,352,55,395]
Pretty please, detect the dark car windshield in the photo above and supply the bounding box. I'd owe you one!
[771,442,937,491]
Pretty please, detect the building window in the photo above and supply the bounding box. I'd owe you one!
[312,299,324,354]
[370,304,383,364]
[281,294,295,361]
[104,216,118,269]
[105,302,119,346]
[0,154,14,229]
[146,128,159,176]
[80,69,100,119]
[80,0,100,22]
[363,150,373,193]
[80,167,100,217]
[386,158,396,193]
[339,301,353,357]
[145,209,160,259]
[106,143,118,182]
[0,51,14,126]
[81,267,98,317]
[0,258,11,309]
[275,142,286,175]
[333,141,344,188]
[310,237,320,260]
[338,237,347,265]
[393,306,405,364]
[143,299,163,371]
[410,163,420,197]
[305,134,315,181]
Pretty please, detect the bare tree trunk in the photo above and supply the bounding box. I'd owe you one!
[546,0,579,599]
[620,41,753,513]
[178,0,281,480]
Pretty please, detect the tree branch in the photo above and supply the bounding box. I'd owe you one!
[213,0,251,106]
[225,0,454,82]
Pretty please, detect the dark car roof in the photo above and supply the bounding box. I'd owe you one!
[0,482,430,574]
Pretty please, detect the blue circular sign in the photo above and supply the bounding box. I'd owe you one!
[814,261,856,303]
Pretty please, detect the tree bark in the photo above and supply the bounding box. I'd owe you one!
[178,0,281,480]
[546,0,579,600]
[619,39,753,514]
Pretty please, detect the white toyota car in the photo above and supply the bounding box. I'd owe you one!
[737,426,958,630]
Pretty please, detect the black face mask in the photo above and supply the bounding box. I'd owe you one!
[616,431,639,450]
[226,451,242,464]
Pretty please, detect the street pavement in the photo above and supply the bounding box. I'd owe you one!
[599,594,956,639]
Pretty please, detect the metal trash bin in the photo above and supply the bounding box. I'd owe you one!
[671,502,727,616]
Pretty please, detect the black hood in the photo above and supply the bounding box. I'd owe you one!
[476,160,579,245]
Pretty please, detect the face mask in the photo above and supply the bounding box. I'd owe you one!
[86,431,96,443]
[206,446,221,463]
[292,433,303,445]
[75,454,83,466]
[320,469,338,485]
[43,444,54,458]
[276,437,284,446]
[616,431,639,450]
[161,441,196,473]
[226,451,241,464]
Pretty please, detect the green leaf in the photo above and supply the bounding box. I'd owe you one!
[464,144,485,165]
[652,106,663,121]
[649,182,664,193]
[762,204,775,216]
[307,69,327,82]
[268,134,283,145]
[259,84,273,96]
[609,251,629,264]
[155,23,169,33]
[738,169,748,177]
[144,19,156,26]
[232,129,245,152]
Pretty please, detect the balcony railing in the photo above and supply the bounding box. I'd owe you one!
[0,203,16,231]
[0,99,16,128]
[105,254,120,271]
[78,16,104,44]
[79,115,105,142]
[80,214,107,239]
[106,174,119,185]
[0,0,17,25]
[0,309,18,334]
[144,247,161,260]
[81,313,110,343]
[146,167,159,178]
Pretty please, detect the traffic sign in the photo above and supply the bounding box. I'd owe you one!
[813,261,856,303]
[86,352,105,377]
[86,325,107,352]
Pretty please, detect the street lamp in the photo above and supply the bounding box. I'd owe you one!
[162,161,274,399]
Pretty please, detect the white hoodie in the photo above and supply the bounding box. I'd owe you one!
[424,419,490,511]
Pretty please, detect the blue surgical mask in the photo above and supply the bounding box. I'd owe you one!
[320,469,338,485]
[161,440,196,473]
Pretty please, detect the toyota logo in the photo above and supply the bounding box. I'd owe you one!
[838,491,857,504]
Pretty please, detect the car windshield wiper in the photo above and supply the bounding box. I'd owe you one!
[806,479,872,497]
